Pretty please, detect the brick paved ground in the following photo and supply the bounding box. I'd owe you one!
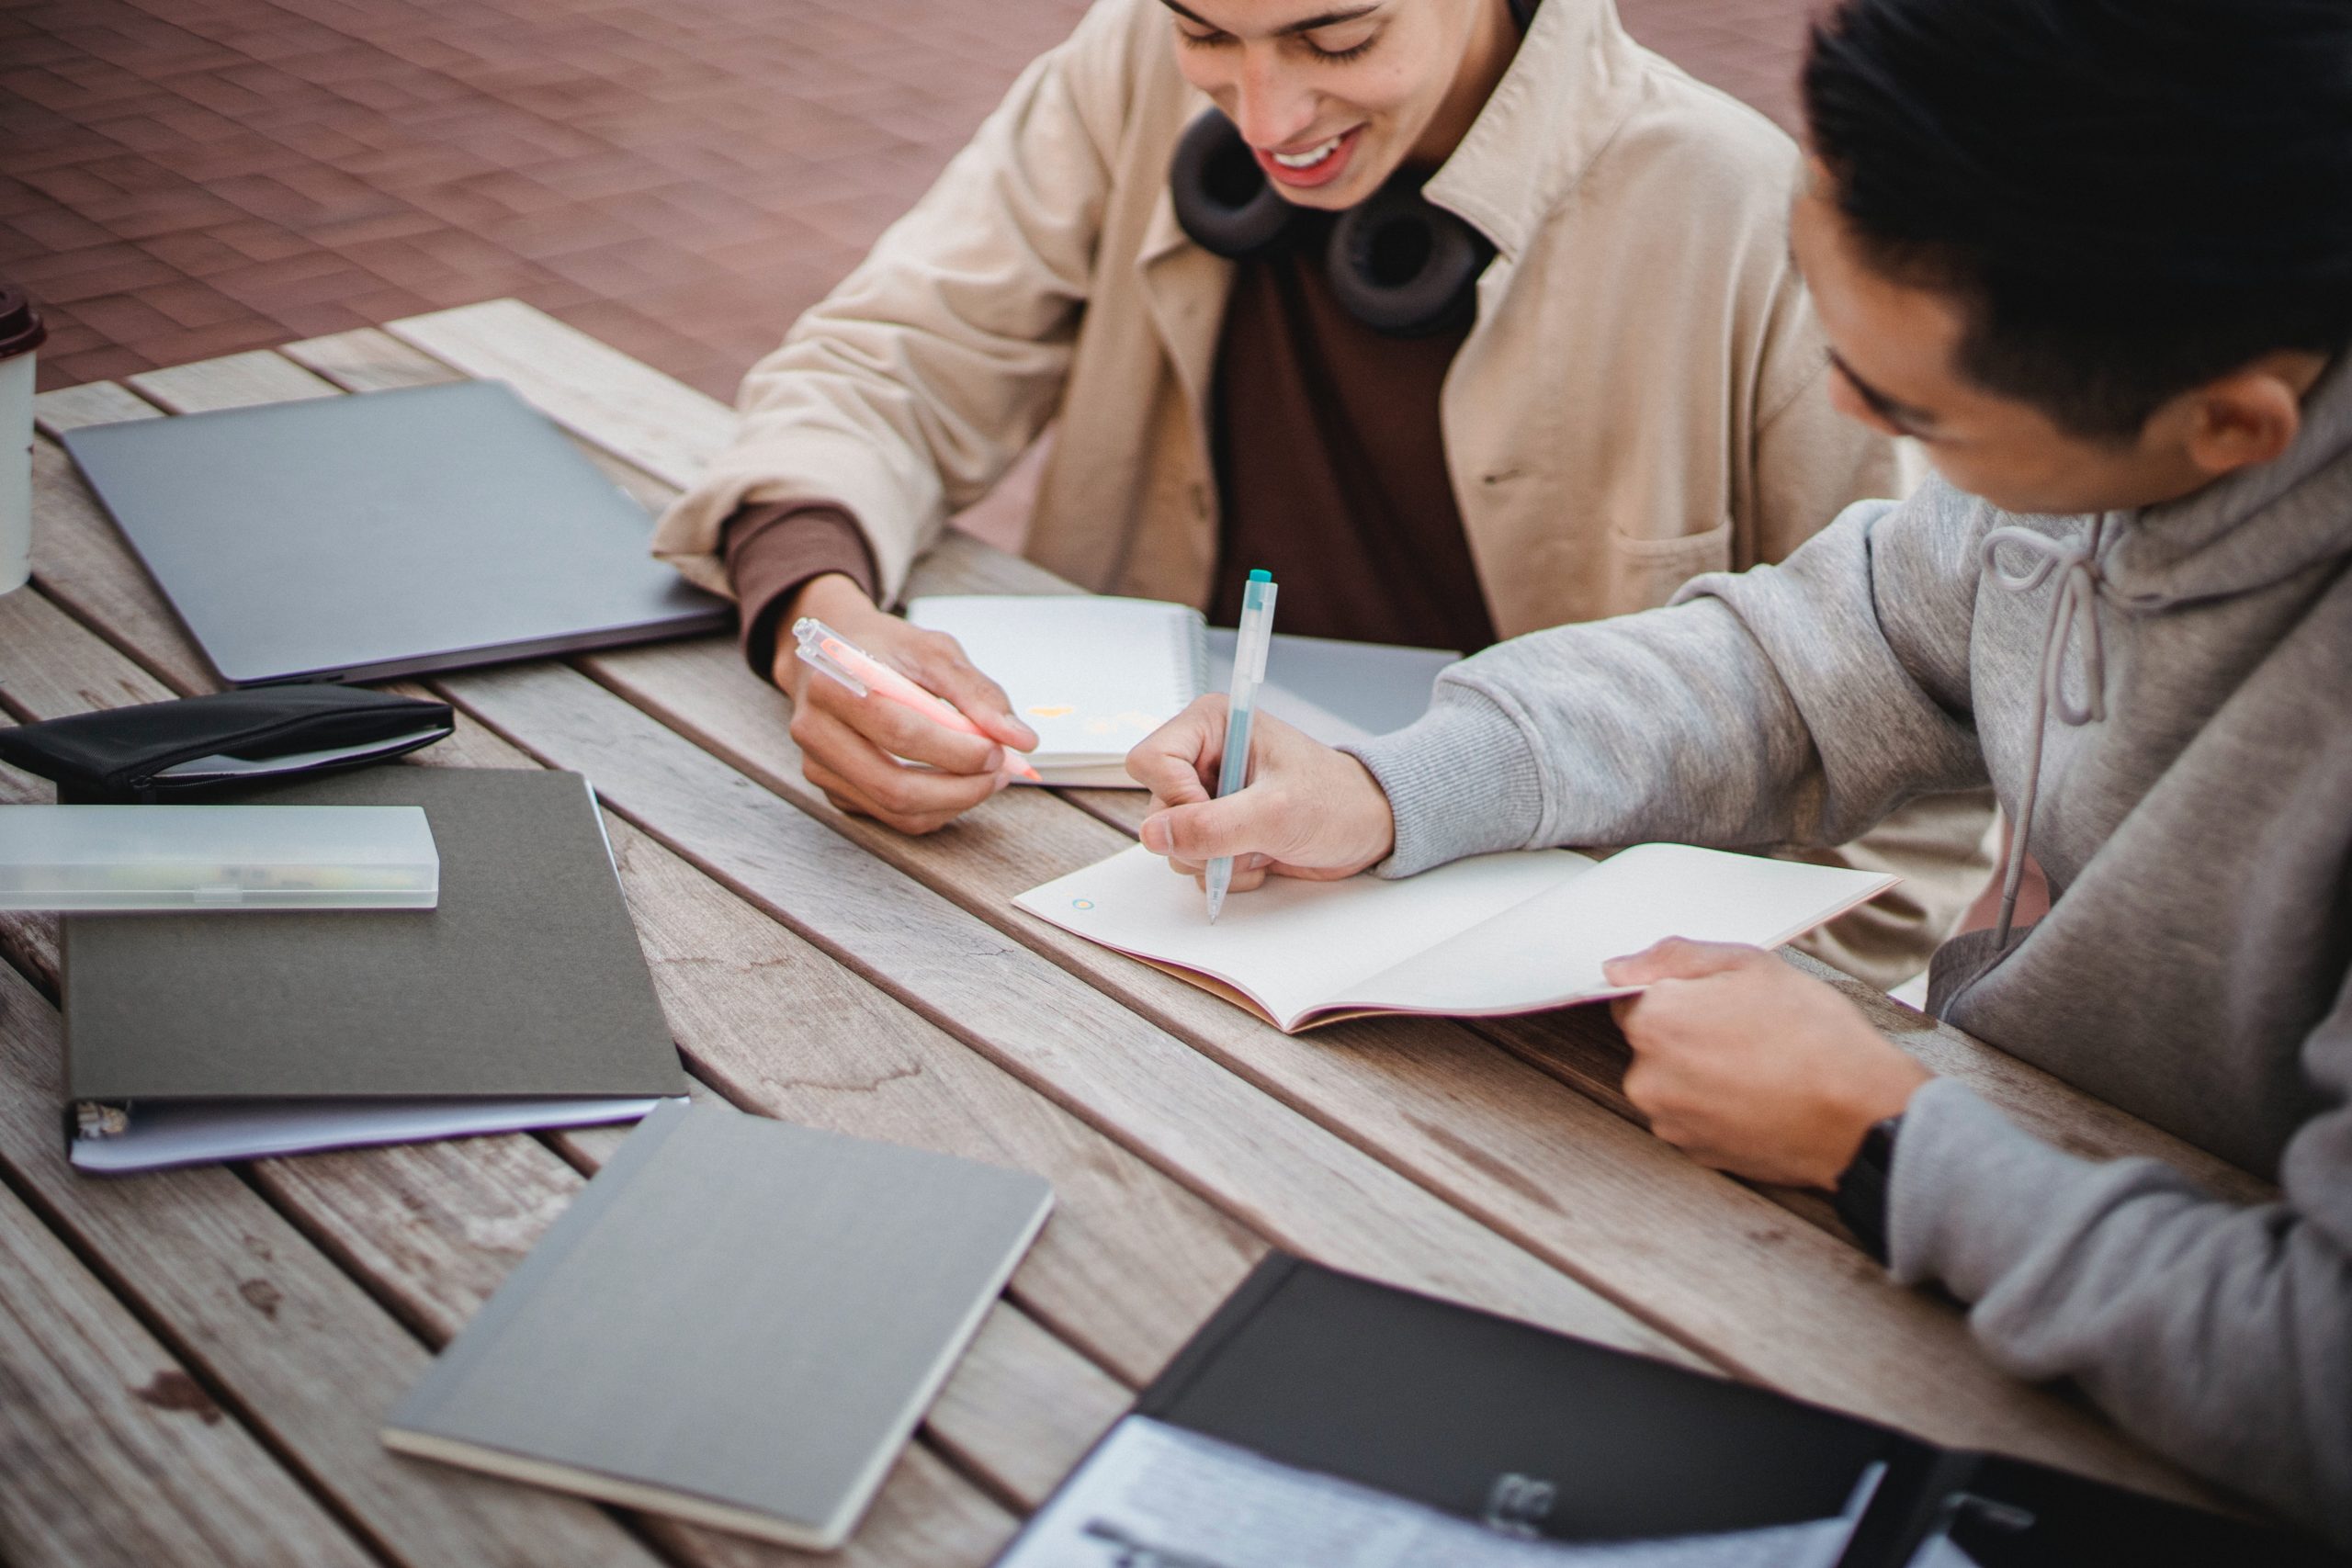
[1,0,1819,400]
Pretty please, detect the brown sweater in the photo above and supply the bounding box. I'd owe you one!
[723,214,1486,670]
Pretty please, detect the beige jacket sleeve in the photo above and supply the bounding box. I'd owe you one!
[650,1,1133,605]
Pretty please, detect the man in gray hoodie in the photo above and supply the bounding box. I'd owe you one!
[1128,0,2352,1538]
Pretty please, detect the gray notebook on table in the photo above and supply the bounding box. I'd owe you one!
[61,766,687,1171]
[384,1100,1056,1551]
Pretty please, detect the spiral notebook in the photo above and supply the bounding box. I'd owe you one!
[906,595,1457,785]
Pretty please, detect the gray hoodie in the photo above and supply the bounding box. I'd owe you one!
[1348,356,2352,1537]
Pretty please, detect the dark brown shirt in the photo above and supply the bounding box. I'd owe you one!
[1205,212,1490,652]
[721,212,1488,669]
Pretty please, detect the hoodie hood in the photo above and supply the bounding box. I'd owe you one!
[2106,346,2352,609]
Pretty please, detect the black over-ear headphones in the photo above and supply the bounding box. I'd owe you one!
[1167,0,1534,338]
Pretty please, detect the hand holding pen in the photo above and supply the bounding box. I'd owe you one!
[784,595,1040,834]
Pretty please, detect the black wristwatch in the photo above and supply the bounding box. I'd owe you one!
[1833,1115,1904,1266]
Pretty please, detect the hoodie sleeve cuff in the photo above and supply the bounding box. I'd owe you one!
[1888,1075,2104,1299]
[1340,685,1548,878]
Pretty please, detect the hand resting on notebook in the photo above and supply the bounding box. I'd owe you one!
[775,575,1039,834]
[1130,695,1395,891]
[1129,694,1932,1190]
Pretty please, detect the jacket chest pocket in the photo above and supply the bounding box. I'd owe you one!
[1606,519,1733,612]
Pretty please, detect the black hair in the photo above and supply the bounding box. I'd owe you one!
[1803,0,2352,440]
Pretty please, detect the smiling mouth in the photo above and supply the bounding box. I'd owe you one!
[1270,133,1345,169]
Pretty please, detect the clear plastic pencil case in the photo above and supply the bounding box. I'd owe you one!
[0,805,439,911]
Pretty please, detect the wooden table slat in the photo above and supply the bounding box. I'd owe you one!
[128,351,341,415]
[0,1179,379,1568]
[572,631,2205,1500]
[0,963,681,1568]
[0,425,1129,1547]
[386,300,734,492]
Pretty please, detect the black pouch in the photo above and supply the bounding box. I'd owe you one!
[0,687,454,802]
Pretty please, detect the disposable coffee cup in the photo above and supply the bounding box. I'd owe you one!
[0,283,48,597]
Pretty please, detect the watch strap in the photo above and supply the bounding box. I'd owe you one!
[1833,1115,1903,1266]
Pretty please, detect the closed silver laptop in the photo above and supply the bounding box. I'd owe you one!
[60,380,729,686]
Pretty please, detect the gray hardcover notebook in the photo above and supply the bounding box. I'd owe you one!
[384,1100,1056,1550]
[62,767,686,1168]
[56,379,729,686]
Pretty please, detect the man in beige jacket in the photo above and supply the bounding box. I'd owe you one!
[652,0,1986,987]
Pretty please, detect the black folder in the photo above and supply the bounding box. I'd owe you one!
[996,1254,2345,1566]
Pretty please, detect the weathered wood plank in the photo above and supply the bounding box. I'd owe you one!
[279,329,460,393]
[387,300,733,491]
[0,1181,378,1568]
[569,633,2205,1501]
[12,388,1109,1548]
[0,585,176,724]
[33,380,161,437]
[925,1300,1127,1512]
[0,963,678,1568]
[596,795,1262,1385]
[123,344,1240,1430]
[128,351,340,414]
[441,656,1702,1364]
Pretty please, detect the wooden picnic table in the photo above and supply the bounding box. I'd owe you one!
[0,299,2279,1566]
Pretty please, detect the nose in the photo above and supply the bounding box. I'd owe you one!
[1227,48,1318,150]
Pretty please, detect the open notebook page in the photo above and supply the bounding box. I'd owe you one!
[1334,844,1895,1019]
[1014,846,1598,1029]
[1016,844,1895,1032]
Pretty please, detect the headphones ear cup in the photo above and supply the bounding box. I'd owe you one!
[1327,182,1494,337]
[1169,110,1294,259]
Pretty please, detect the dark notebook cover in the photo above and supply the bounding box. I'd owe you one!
[62,766,685,1102]
[1001,1255,2346,1567]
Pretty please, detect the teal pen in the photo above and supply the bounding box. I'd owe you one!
[1206,569,1278,923]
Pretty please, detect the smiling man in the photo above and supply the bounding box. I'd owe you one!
[1129,0,2352,1535]
[650,0,1990,989]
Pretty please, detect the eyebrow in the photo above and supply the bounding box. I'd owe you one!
[1158,0,1384,36]
[1828,350,1938,435]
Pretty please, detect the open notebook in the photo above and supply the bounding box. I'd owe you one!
[1014,844,1895,1032]
[905,595,1455,784]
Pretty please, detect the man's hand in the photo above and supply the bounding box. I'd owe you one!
[1127,696,1396,893]
[1601,940,1930,1189]
[772,573,1038,835]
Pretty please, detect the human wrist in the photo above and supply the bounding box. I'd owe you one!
[774,574,880,697]
[1820,1055,1930,1190]
[1340,754,1399,870]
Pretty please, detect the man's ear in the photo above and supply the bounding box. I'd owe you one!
[2174,354,2319,479]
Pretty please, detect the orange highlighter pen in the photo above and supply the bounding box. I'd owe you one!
[791,616,1042,784]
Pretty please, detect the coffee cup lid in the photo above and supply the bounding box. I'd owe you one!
[0,284,48,360]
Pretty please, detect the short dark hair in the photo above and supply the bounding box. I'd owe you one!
[1803,0,2352,440]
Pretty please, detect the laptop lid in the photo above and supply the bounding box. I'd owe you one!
[59,380,730,686]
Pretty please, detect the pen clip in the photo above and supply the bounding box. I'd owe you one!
[792,616,868,697]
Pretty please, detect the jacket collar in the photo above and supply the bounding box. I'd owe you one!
[1425,0,1646,262]
[1140,0,1645,271]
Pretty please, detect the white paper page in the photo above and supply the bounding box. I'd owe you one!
[908,596,1204,767]
[70,1095,679,1174]
[1015,845,1593,1030]
[998,1416,1863,1568]
[1332,845,1896,1018]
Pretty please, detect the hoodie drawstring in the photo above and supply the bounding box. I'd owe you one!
[1980,513,2114,947]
